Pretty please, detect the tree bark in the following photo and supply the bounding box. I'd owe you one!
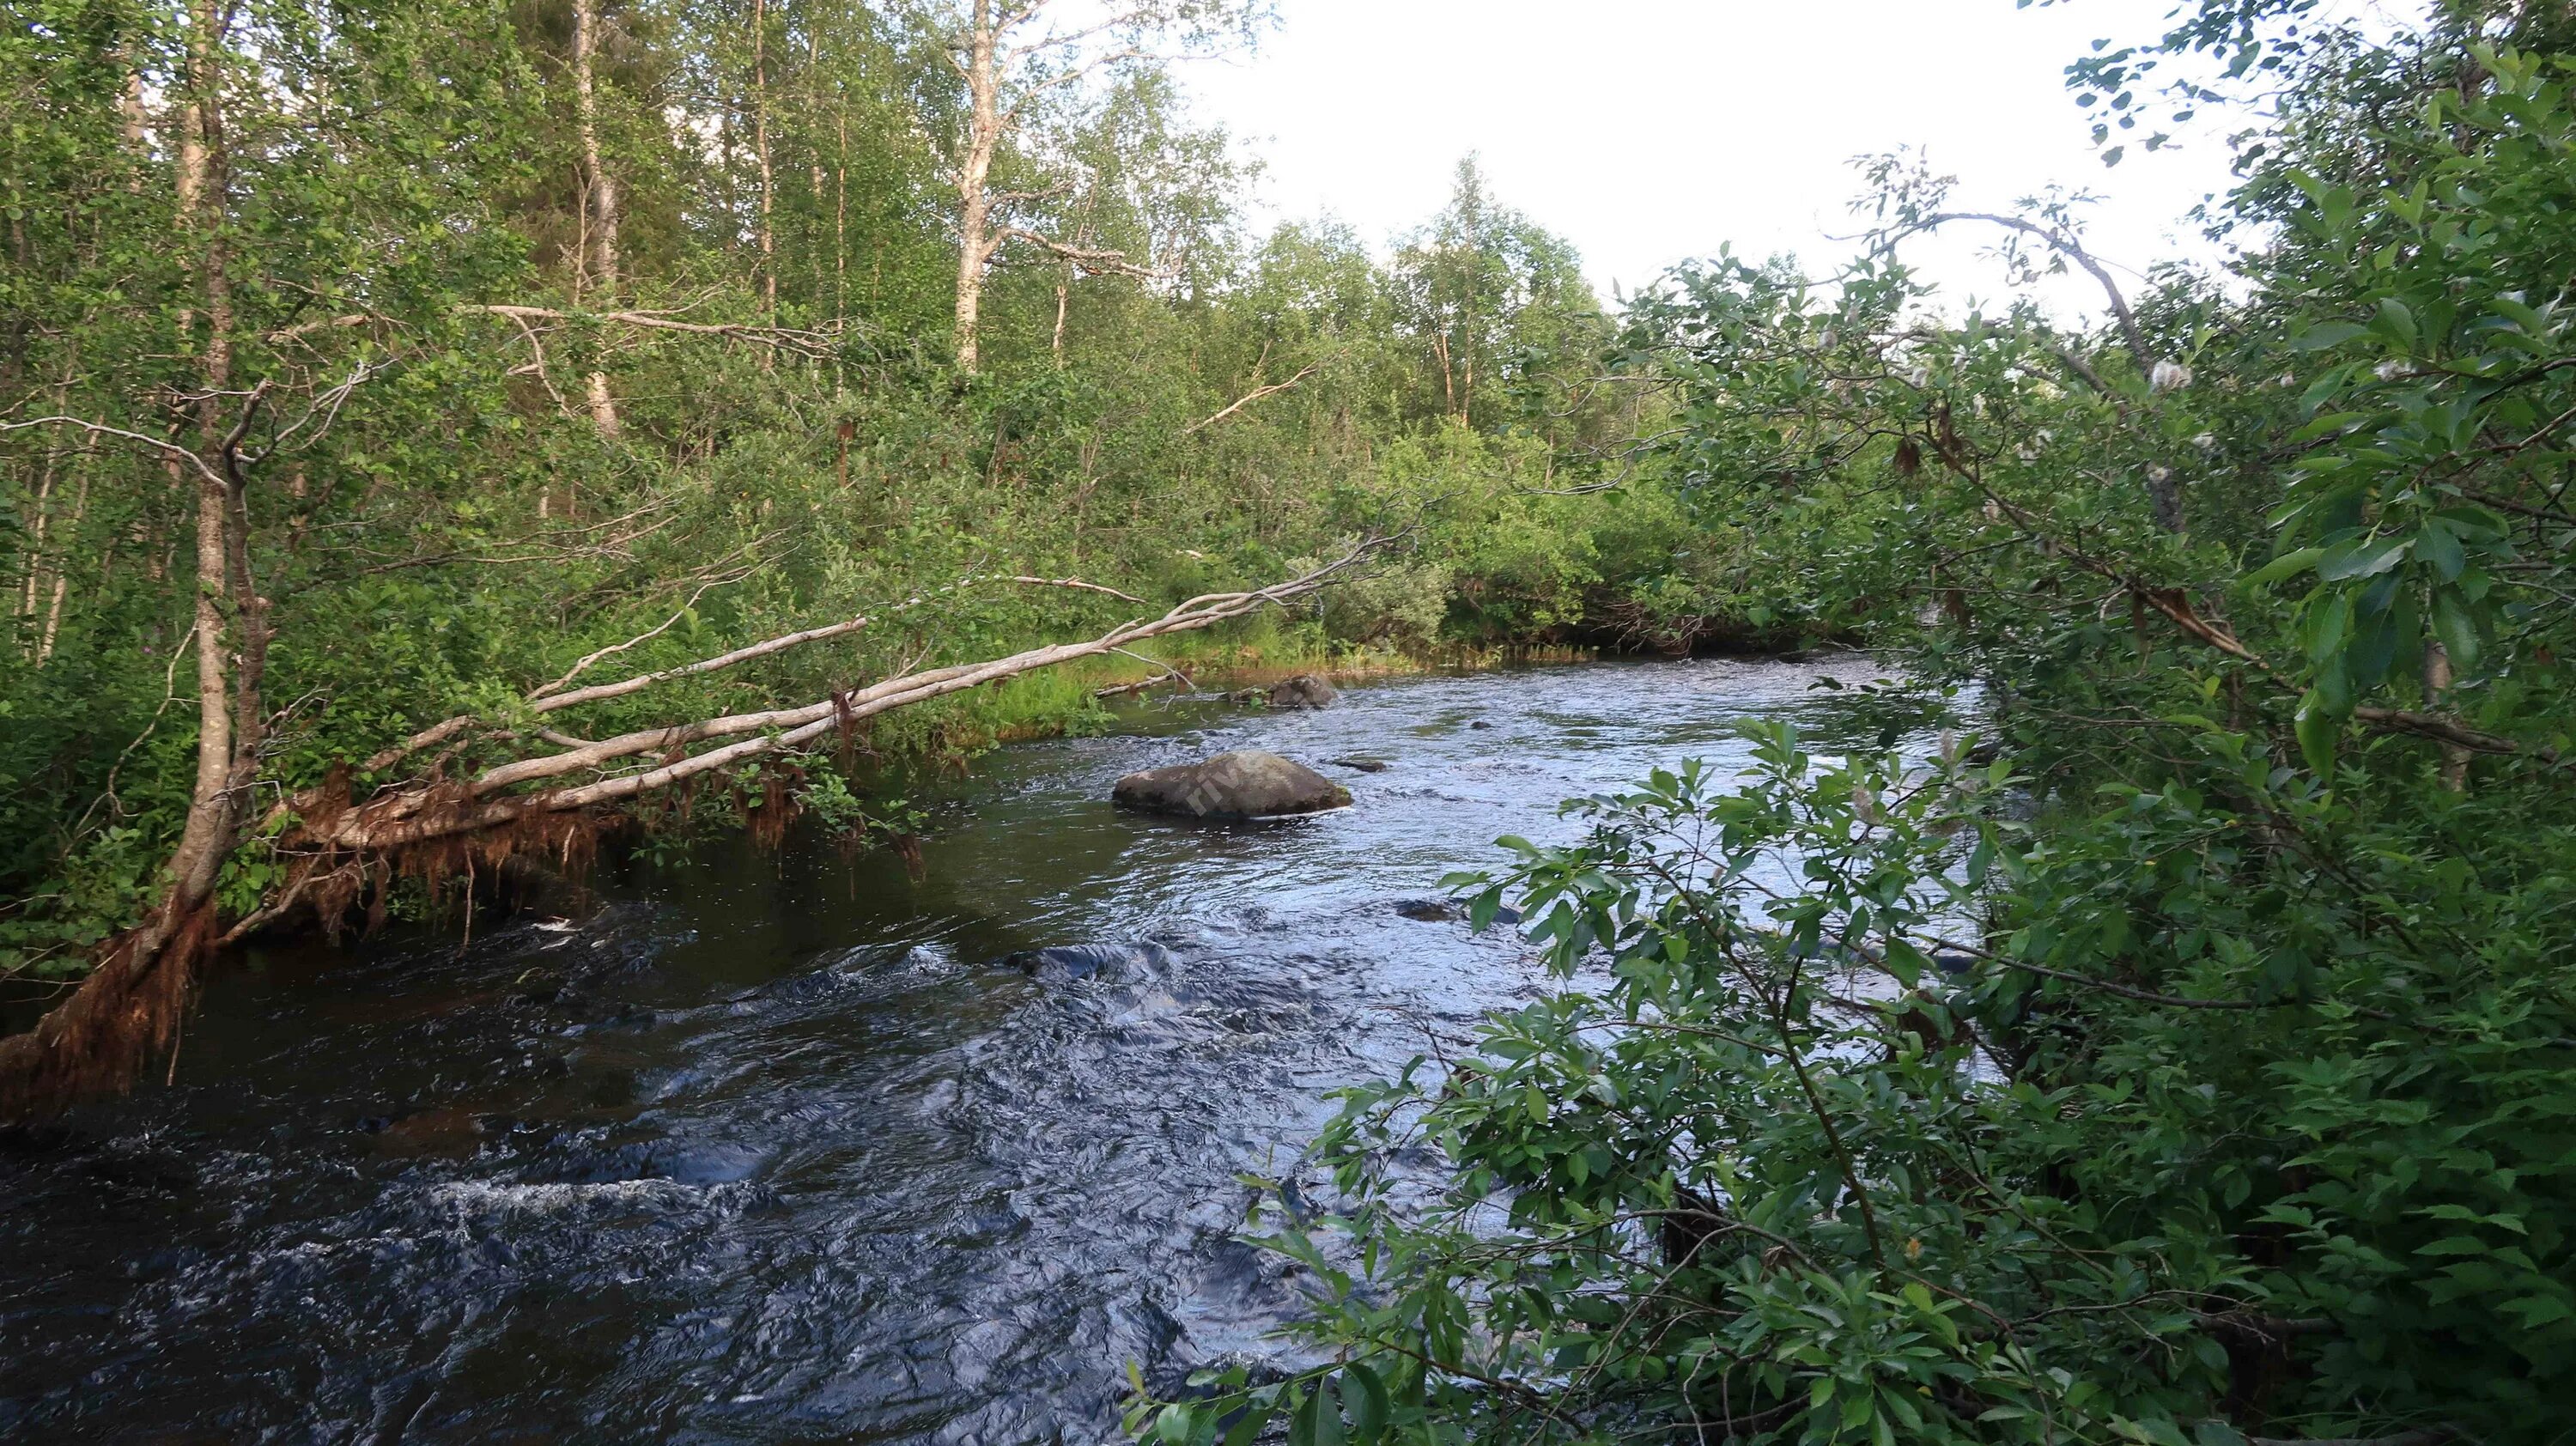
[572,0,623,436]
[1052,259,1072,363]
[2424,640,2470,791]
[952,0,1002,372]
[835,106,849,337]
[752,0,776,334]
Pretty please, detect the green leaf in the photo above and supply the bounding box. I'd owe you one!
[2318,537,2409,581]
[1222,1404,1276,1446]
[2433,590,2482,672]
[1340,1363,1390,1445]
[2297,696,2342,774]
[2292,321,2366,350]
[2245,547,2323,586]
[2416,1235,2493,1256]
[2373,296,2420,350]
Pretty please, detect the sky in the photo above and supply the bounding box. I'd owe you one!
[1177,0,2305,319]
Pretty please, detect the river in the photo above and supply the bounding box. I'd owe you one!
[0,655,1928,1443]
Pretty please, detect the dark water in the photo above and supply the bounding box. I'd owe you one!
[0,657,1922,1444]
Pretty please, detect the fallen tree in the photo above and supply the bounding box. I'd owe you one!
[0,538,1383,1123]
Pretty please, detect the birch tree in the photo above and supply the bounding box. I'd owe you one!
[571,0,623,434]
[931,0,1266,371]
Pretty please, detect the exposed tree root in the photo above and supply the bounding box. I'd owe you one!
[0,904,214,1123]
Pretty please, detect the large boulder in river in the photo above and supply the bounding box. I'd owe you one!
[1266,673,1339,709]
[1113,750,1352,820]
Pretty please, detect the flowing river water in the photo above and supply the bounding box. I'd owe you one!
[0,656,1929,1444]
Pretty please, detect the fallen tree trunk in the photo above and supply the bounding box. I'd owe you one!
[0,541,1380,1122]
[307,542,1376,854]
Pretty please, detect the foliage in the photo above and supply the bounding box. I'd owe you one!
[1127,5,2576,1444]
[0,0,1715,985]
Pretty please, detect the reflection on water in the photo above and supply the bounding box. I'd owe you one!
[0,656,1928,1443]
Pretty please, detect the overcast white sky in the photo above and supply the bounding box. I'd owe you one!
[1178,0,2310,318]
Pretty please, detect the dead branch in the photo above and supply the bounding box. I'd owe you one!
[0,416,228,486]
[276,569,1136,832]
[463,305,841,356]
[299,539,1386,854]
[261,306,842,357]
[993,227,1168,281]
[530,566,756,701]
[1005,574,1148,605]
[1096,647,1192,697]
[532,609,878,715]
[1907,211,2153,373]
[1184,362,1321,434]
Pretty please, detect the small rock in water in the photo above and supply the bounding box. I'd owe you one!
[1266,673,1340,709]
[1007,942,1179,983]
[1112,750,1352,820]
[1467,719,1493,730]
[1395,898,1524,926]
[1327,756,1388,773]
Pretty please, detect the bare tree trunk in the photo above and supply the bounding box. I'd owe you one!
[1052,191,1099,368]
[2425,640,2471,791]
[753,0,776,338]
[1052,261,1072,364]
[1460,250,1477,425]
[808,21,824,295]
[17,367,76,640]
[952,0,1000,373]
[835,106,848,333]
[120,64,152,186]
[33,454,92,665]
[1459,343,1473,425]
[183,0,245,890]
[572,0,623,437]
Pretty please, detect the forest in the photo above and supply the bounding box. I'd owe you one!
[6,0,2576,1443]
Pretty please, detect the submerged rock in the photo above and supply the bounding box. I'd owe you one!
[1327,756,1388,773]
[1266,673,1340,709]
[1007,942,1180,983]
[1396,897,1522,926]
[1112,750,1352,820]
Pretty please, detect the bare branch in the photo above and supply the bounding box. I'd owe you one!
[1005,574,1148,605]
[0,416,224,486]
[1184,362,1321,434]
[528,566,756,701]
[1096,647,1192,697]
[532,608,876,714]
[463,305,840,355]
[1909,211,2153,373]
[993,227,1166,280]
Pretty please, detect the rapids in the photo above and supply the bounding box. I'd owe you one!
[0,656,1930,1443]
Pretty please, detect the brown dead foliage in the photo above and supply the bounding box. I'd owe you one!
[0,904,215,1122]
